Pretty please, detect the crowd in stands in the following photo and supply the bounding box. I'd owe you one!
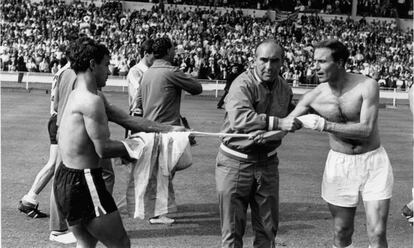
[158,0,413,18]
[0,0,412,89]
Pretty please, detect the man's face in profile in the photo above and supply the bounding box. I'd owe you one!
[95,54,110,88]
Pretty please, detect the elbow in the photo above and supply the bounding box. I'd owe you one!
[359,125,374,139]
[191,87,203,95]
[95,150,106,159]
[95,146,110,159]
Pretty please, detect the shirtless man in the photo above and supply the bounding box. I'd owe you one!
[53,37,131,247]
[288,40,394,248]
[54,37,185,248]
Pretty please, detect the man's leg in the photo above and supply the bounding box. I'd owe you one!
[70,224,98,248]
[27,145,59,196]
[19,145,59,218]
[217,91,228,109]
[364,199,390,248]
[80,211,130,248]
[327,204,357,248]
[251,159,279,248]
[215,153,252,248]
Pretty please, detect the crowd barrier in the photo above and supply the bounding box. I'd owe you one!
[0,71,410,104]
[0,71,227,97]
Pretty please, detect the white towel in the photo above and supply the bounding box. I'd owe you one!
[122,132,192,219]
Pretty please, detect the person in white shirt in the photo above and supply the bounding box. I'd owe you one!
[127,39,155,118]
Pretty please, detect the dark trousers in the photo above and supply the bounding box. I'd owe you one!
[217,90,229,108]
[17,72,24,84]
[215,151,279,248]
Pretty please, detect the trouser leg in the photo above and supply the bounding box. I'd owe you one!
[251,159,279,248]
[216,153,253,248]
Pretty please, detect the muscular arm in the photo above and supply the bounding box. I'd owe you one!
[99,92,177,132]
[83,95,128,159]
[324,79,379,139]
[288,87,321,118]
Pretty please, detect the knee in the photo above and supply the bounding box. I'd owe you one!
[367,224,386,242]
[334,224,354,241]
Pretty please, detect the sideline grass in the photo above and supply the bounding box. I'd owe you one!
[2,89,412,248]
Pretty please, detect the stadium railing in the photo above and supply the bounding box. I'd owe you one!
[0,71,409,103]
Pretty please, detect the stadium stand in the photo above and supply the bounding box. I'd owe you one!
[0,0,412,88]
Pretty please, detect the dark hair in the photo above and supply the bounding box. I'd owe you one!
[139,39,154,58]
[70,37,110,74]
[65,33,87,60]
[152,37,172,59]
[314,39,350,66]
[254,39,284,56]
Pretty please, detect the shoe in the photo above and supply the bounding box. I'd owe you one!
[402,204,413,224]
[217,106,224,109]
[49,231,77,244]
[18,200,48,218]
[148,215,175,225]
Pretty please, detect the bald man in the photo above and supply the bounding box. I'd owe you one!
[215,39,301,248]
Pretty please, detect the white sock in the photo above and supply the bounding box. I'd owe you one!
[22,192,38,205]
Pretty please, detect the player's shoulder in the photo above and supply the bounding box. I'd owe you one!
[72,90,103,107]
[310,82,328,93]
[348,73,379,96]
[350,73,377,86]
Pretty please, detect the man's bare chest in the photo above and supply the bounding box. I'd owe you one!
[311,91,362,123]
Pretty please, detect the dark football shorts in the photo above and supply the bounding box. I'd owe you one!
[54,163,117,226]
[48,114,58,145]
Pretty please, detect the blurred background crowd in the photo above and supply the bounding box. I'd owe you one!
[0,0,412,89]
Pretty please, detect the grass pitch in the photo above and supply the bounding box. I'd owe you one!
[1,89,412,248]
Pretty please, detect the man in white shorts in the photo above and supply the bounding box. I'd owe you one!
[288,39,393,248]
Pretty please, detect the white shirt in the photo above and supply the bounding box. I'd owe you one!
[127,60,149,115]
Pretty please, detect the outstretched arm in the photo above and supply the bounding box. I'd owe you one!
[99,92,184,132]
[170,69,203,95]
[83,95,129,159]
[288,87,321,118]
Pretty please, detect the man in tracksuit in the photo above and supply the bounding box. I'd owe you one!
[216,39,301,248]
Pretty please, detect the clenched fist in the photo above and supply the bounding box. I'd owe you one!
[297,114,326,132]
[277,117,302,132]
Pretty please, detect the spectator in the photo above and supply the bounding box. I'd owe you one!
[0,0,412,86]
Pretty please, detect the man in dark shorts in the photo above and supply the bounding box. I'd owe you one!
[55,37,184,247]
